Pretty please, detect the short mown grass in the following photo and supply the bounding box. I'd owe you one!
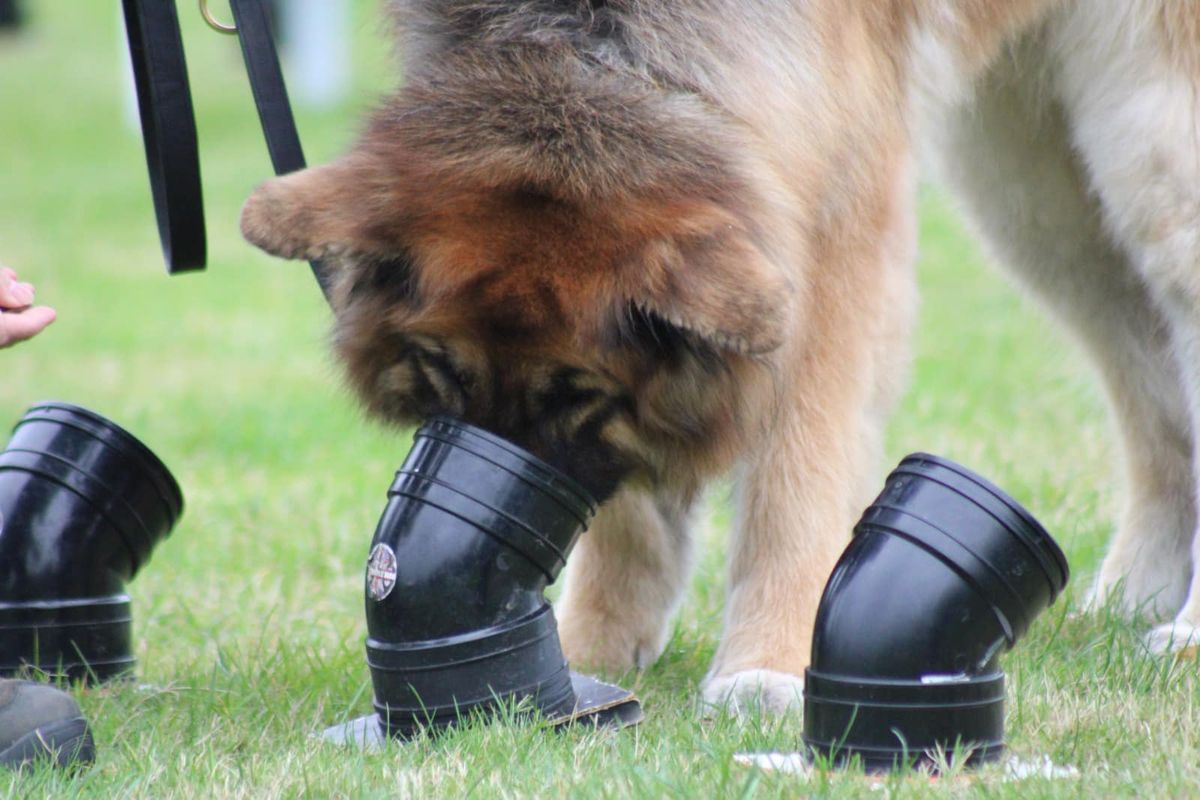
[0,3,1196,797]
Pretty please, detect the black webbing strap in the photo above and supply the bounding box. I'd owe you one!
[121,0,207,273]
[228,0,334,303]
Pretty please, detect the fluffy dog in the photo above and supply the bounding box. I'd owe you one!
[241,0,1200,711]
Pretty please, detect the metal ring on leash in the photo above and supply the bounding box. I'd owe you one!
[199,0,237,34]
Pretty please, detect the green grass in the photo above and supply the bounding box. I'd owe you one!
[0,3,1196,797]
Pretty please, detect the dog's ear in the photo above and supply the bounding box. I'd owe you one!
[240,154,406,262]
[616,205,793,356]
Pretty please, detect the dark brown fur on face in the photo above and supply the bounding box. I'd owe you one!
[242,3,793,502]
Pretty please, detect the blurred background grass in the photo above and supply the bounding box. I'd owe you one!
[0,2,1172,797]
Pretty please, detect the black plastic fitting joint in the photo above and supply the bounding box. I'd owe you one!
[0,403,184,681]
[364,417,596,737]
[803,453,1070,771]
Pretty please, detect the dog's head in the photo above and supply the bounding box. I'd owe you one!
[241,49,793,500]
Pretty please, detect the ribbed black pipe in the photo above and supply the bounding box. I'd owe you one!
[803,454,1069,771]
[364,417,596,737]
[0,403,184,681]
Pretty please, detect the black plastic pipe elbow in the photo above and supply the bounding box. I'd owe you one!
[364,417,596,737]
[0,403,183,681]
[803,454,1069,771]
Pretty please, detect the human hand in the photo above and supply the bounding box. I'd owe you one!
[0,266,57,349]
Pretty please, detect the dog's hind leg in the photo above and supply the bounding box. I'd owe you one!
[927,26,1197,624]
[555,484,699,672]
[1042,0,1200,651]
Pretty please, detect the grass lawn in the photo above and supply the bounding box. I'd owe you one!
[0,3,1196,797]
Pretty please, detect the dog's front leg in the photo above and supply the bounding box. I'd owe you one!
[699,148,916,713]
[701,408,862,713]
[701,323,906,713]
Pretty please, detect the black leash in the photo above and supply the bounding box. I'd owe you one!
[121,0,206,273]
[122,0,333,303]
[226,0,333,302]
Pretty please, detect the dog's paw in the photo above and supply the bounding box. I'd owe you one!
[701,669,805,716]
[1145,619,1200,658]
[557,608,670,673]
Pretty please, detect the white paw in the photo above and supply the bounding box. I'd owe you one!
[701,669,805,715]
[1145,620,1200,658]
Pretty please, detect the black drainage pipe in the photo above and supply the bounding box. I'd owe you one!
[364,416,596,737]
[803,453,1069,771]
[0,403,184,681]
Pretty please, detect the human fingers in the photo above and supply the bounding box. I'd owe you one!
[0,273,35,310]
[0,305,57,348]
